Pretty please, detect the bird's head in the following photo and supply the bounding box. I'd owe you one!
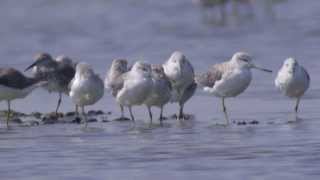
[283,57,298,74]
[56,55,75,67]
[76,62,94,76]
[151,64,166,79]
[132,61,151,76]
[111,59,128,73]
[25,53,55,72]
[232,52,272,73]
[166,51,187,68]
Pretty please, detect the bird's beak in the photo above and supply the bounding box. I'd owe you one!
[25,61,38,72]
[252,65,272,73]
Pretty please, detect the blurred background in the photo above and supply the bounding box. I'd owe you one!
[0,0,319,113]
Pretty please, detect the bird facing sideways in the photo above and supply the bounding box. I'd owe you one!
[105,59,129,120]
[69,62,104,127]
[163,51,197,120]
[116,61,153,122]
[144,64,172,124]
[196,52,272,125]
[275,58,310,113]
[0,68,45,129]
[25,53,76,116]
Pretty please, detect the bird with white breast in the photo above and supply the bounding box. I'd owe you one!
[196,52,272,125]
[144,64,172,124]
[0,68,45,129]
[105,59,129,120]
[116,61,153,122]
[69,62,104,127]
[163,51,197,120]
[275,58,310,113]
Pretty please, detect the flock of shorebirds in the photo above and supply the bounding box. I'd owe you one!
[0,51,310,129]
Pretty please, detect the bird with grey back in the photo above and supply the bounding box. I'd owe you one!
[116,61,153,122]
[105,59,129,120]
[0,68,46,129]
[163,51,197,120]
[25,53,76,116]
[144,64,172,124]
[196,52,272,125]
[69,62,104,128]
[275,58,310,114]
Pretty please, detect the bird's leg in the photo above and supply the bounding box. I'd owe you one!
[160,106,164,121]
[75,105,79,116]
[81,106,88,128]
[6,100,11,129]
[159,106,164,126]
[55,92,62,116]
[222,98,230,125]
[128,107,135,122]
[295,98,301,113]
[178,104,184,120]
[147,106,153,124]
[120,105,124,118]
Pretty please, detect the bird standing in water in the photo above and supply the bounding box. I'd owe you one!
[116,61,153,122]
[25,53,76,116]
[105,59,129,120]
[69,63,104,127]
[163,51,197,120]
[196,52,272,125]
[275,58,310,113]
[144,64,172,124]
[0,68,45,129]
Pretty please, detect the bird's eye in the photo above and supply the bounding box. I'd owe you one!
[240,58,249,62]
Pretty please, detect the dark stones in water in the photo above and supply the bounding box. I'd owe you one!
[237,121,247,126]
[72,117,82,124]
[249,120,259,125]
[88,110,105,116]
[170,114,194,120]
[42,113,60,124]
[65,112,77,117]
[31,112,42,119]
[11,118,23,124]
[87,118,98,123]
[102,119,110,123]
[237,120,259,126]
[114,117,131,121]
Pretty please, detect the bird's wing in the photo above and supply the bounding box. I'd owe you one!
[195,64,224,88]
[109,74,126,97]
[179,81,197,105]
[301,66,310,82]
[0,68,32,89]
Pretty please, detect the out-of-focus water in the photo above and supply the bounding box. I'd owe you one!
[0,0,320,179]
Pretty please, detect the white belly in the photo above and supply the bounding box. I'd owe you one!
[70,78,104,106]
[0,85,31,101]
[117,77,153,107]
[212,69,252,98]
[275,70,309,98]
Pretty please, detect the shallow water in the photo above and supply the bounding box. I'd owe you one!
[1,0,320,179]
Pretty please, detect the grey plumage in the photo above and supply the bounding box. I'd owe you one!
[0,68,39,89]
[105,59,128,118]
[144,64,172,123]
[195,62,227,88]
[0,68,44,128]
[25,53,76,115]
[163,51,196,120]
